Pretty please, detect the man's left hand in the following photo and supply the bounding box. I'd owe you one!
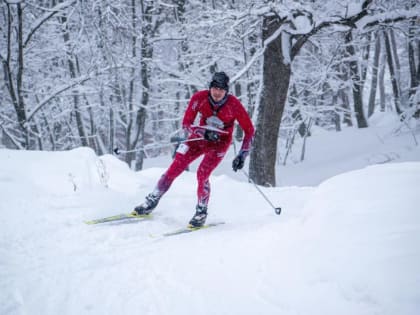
[232,153,245,171]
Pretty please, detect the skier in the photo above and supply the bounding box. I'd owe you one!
[132,72,255,227]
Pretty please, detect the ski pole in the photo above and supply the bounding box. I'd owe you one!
[241,169,282,215]
[113,137,205,155]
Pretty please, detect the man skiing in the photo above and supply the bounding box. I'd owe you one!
[132,72,255,227]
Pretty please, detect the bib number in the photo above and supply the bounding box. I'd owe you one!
[176,143,189,155]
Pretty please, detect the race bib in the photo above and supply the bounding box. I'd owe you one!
[176,143,189,155]
[206,115,225,129]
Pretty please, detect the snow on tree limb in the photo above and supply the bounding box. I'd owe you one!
[26,73,92,124]
[291,0,373,59]
[231,22,286,83]
[23,0,77,48]
[233,0,374,80]
[358,10,420,29]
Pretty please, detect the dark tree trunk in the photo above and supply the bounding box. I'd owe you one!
[126,0,139,167]
[345,31,368,128]
[378,35,387,112]
[249,16,291,187]
[368,31,381,117]
[134,0,156,170]
[408,19,418,98]
[383,30,402,115]
[3,4,28,148]
[408,15,419,117]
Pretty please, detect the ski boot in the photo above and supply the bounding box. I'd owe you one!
[188,204,208,227]
[132,193,160,216]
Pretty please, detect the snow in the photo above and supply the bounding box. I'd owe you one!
[356,9,420,30]
[1,114,420,315]
[3,0,24,4]
[345,1,364,18]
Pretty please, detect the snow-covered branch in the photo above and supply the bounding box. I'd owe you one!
[23,0,76,48]
[360,10,420,29]
[26,73,92,123]
[291,0,373,59]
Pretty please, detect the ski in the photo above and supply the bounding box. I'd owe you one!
[85,213,152,225]
[163,222,225,237]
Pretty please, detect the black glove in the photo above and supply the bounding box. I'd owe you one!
[232,153,245,172]
[204,130,220,142]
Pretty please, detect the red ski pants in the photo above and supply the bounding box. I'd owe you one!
[155,139,230,206]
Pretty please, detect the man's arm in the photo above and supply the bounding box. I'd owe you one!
[235,101,255,157]
[232,100,255,172]
[182,93,200,134]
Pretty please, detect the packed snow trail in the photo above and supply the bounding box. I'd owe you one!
[1,148,419,315]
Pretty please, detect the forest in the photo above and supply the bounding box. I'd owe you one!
[1,0,419,186]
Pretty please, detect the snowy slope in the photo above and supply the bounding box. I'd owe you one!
[1,140,419,315]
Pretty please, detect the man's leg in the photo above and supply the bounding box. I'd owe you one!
[156,144,203,195]
[196,149,226,206]
[133,141,203,215]
[189,147,227,227]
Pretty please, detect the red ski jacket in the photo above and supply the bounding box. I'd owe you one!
[182,90,255,154]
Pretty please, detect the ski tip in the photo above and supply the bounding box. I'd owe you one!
[163,221,225,237]
[84,213,152,225]
[188,221,225,230]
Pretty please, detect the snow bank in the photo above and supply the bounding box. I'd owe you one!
[0,147,419,315]
[0,147,108,195]
[297,162,420,314]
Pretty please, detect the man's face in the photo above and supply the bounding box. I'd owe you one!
[210,87,227,102]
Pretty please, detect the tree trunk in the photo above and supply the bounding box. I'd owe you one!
[360,32,372,84]
[408,15,419,117]
[339,89,353,127]
[234,61,244,142]
[408,19,417,98]
[378,33,387,112]
[3,4,28,148]
[383,30,402,114]
[368,31,381,117]
[389,29,402,99]
[345,31,368,128]
[125,0,139,167]
[134,0,154,170]
[249,16,291,187]
[16,4,28,145]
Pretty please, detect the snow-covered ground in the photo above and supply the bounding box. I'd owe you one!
[1,114,419,315]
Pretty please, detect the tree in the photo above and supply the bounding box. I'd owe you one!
[383,29,402,114]
[250,1,369,186]
[368,30,382,117]
[407,10,420,117]
[1,0,418,179]
[249,0,418,186]
[249,14,292,186]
